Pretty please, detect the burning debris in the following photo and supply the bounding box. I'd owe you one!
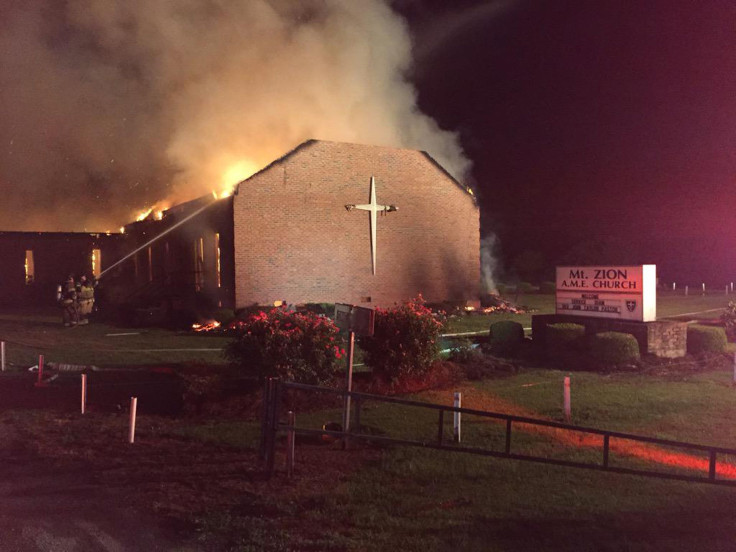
[191,321,221,332]
[473,295,527,315]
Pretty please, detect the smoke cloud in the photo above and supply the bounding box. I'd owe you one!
[0,0,470,231]
[480,234,499,294]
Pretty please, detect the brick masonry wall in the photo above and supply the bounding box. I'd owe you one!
[532,314,687,358]
[232,140,480,308]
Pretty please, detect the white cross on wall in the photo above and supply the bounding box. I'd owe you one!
[345,176,398,275]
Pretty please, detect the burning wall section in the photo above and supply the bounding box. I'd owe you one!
[111,196,235,313]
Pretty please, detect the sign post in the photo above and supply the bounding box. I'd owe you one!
[335,304,375,444]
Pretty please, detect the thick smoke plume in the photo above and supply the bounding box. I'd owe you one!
[0,0,470,232]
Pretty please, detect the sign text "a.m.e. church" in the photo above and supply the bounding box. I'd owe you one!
[556,265,656,322]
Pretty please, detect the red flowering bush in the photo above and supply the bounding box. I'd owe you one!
[225,308,345,384]
[360,295,446,381]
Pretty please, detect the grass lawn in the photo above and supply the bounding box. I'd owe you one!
[4,301,736,550]
[0,308,230,367]
[176,365,736,551]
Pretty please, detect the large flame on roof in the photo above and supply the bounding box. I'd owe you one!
[219,160,259,198]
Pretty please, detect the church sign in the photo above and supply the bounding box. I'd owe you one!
[555,265,656,322]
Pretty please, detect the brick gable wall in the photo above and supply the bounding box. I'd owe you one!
[232,141,479,308]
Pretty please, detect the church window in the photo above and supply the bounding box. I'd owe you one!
[24,250,34,285]
[91,249,101,278]
[194,237,204,291]
[215,233,221,288]
[147,246,153,282]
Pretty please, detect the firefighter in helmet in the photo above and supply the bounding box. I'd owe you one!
[77,275,95,325]
[59,274,78,327]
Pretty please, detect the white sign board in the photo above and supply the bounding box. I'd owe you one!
[556,265,656,322]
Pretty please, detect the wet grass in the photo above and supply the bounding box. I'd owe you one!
[176,363,736,551]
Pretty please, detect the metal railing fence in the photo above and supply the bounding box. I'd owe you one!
[261,379,736,487]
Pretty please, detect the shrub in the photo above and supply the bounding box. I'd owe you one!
[539,281,556,294]
[687,325,727,354]
[225,307,344,384]
[589,332,640,366]
[489,321,525,355]
[447,338,483,364]
[360,295,446,381]
[545,323,585,359]
[721,301,736,340]
[517,281,536,294]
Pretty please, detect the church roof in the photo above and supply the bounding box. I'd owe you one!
[233,139,476,203]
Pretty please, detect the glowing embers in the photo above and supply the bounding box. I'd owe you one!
[192,320,221,332]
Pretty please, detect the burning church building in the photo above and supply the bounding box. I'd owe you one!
[112,140,480,313]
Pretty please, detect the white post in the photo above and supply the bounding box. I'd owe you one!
[672,282,676,291]
[128,397,138,444]
[81,374,87,414]
[685,285,689,296]
[1,341,5,372]
[286,411,295,478]
[731,282,733,293]
[702,283,706,295]
[563,376,571,423]
[453,392,462,443]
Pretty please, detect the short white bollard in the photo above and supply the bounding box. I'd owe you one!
[1,341,5,372]
[453,392,462,443]
[563,376,571,423]
[685,285,689,296]
[702,283,706,295]
[81,374,87,414]
[672,282,676,291]
[128,397,138,444]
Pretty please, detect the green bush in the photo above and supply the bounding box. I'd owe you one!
[517,281,536,294]
[720,302,736,340]
[360,295,446,381]
[687,325,727,354]
[225,307,344,384]
[539,281,556,294]
[447,338,483,364]
[489,321,525,355]
[545,323,585,359]
[589,332,640,366]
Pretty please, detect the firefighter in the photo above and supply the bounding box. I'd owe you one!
[60,274,78,327]
[77,275,95,325]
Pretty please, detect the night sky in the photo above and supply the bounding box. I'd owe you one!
[400,0,736,285]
